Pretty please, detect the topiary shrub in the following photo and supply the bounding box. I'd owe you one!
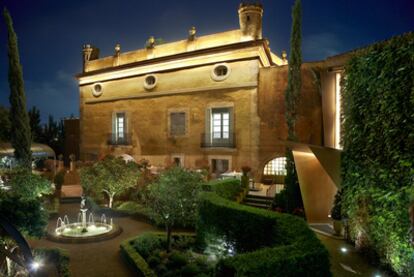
[330,190,342,220]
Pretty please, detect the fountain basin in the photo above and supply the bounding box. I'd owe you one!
[47,223,122,243]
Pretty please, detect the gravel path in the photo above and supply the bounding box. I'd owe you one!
[30,203,156,277]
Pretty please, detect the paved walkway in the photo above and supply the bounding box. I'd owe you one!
[316,233,390,277]
[30,203,156,277]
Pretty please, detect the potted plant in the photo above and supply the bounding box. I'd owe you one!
[331,190,343,236]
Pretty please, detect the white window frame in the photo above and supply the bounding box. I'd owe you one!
[211,108,230,140]
[112,111,128,143]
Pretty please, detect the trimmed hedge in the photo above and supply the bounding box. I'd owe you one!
[198,192,331,276]
[205,179,247,202]
[120,237,156,277]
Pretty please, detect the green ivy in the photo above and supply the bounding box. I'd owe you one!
[341,32,414,276]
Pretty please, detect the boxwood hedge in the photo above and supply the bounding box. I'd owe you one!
[204,179,247,202]
[197,192,331,276]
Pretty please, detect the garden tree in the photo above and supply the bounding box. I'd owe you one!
[278,0,304,213]
[146,167,204,252]
[8,168,52,200]
[0,106,11,142]
[80,156,140,208]
[4,8,32,169]
[28,106,42,142]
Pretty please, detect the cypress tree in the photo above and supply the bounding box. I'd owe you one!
[4,8,32,169]
[28,106,42,142]
[284,0,303,213]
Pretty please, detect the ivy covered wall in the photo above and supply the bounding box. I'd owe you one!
[341,32,414,276]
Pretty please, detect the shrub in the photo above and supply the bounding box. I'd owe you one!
[330,190,342,220]
[207,179,243,201]
[169,251,188,267]
[197,192,331,276]
[132,233,164,259]
[181,263,200,276]
[116,201,151,217]
[120,238,156,277]
[121,233,198,277]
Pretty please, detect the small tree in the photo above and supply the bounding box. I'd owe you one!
[8,168,52,200]
[4,8,32,169]
[146,167,204,252]
[80,156,140,208]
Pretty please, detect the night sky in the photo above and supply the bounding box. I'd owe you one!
[0,0,412,122]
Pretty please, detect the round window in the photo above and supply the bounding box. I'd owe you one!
[211,63,231,81]
[92,83,103,97]
[144,74,157,90]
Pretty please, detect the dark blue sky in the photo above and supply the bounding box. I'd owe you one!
[0,0,412,122]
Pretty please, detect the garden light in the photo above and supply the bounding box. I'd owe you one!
[30,261,41,271]
[340,247,347,253]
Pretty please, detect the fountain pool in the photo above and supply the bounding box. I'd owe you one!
[47,197,121,243]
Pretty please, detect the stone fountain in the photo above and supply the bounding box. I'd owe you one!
[48,196,121,243]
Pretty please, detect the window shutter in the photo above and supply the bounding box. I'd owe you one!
[170,112,186,136]
[228,107,234,141]
[205,108,211,143]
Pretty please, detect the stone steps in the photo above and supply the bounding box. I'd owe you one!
[243,194,273,209]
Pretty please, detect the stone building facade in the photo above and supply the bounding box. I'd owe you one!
[76,3,336,182]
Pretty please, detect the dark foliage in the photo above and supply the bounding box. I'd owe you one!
[205,179,243,201]
[341,32,414,275]
[28,106,42,142]
[4,8,32,169]
[0,192,48,237]
[0,106,11,142]
[279,0,304,213]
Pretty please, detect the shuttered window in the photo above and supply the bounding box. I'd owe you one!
[170,112,186,136]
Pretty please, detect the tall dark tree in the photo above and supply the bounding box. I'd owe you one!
[284,0,303,213]
[4,8,32,169]
[28,106,42,142]
[0,106,11,142]
[41,115,64,156]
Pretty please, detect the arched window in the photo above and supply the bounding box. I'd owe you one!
[263,157,287,176]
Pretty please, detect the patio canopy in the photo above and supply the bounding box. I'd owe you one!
[0,142,55,158]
